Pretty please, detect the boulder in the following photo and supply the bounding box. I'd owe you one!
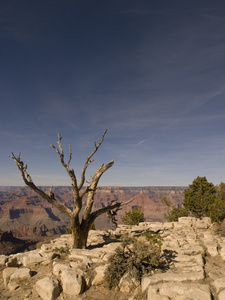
[8,280,20,291]
[60,269,85,296]
[142,270,204,291]
[14,250,55,266]
[173,222,186,230]
[69,261,87,271]
[178,217,195,226]
[10,267,32,281]
[147,282,211,300]
[68,249,93,264]
[194,218,211,229]
[92,265,107,286]
[174,254,203,266]
[87,230,108,246]
[179,245,204,255]
[2,267,18,285]
[119,272,139,292]
[219,242,225,260]
[205,242,218,256]
[0,255,8,265]
[40,235,72,253]
[52,263,71,276]
[212,277,225,293]
[218,289,225,300]
[35,277,60,300]
[147,294,170,300]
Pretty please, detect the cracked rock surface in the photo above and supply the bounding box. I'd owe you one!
[1,217,225,299]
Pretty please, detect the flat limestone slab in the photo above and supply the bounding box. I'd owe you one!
[147,282,211,300]
[142,270,204,291]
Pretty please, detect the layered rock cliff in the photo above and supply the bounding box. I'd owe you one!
[0,186,185,237]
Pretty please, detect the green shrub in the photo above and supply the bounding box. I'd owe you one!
[209,199,225,223]
[122,206,144,225]
[53,247,69,254]
[104,232,163,289]
[166,207,189,222]
[183,176,216,218]
[90,222,96,230]
[209,183,225,223]
[66,227,72,234]
[163,178,225,224]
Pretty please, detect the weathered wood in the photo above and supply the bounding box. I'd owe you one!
[10,131,134,249]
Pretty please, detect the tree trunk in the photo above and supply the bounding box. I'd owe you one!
[71,229,88,249]
[70,216,89,249]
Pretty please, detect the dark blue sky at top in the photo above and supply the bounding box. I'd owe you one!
[1,0,225,186]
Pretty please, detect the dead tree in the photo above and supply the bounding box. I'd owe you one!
[10,130,134,249]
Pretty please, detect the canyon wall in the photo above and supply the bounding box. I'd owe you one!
[0,186,185,237]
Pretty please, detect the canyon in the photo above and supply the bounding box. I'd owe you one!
[0,186,185,238]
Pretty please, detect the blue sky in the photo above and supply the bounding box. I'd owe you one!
[1,0,225,186]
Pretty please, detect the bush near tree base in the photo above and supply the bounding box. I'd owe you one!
[121,206,144,225]
[104,232,163,289]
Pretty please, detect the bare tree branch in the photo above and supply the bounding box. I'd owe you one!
[89,197,136,224]
[82,160,114,220]
[68,144,72,167]
[78,129,108,191]
[50,133,79,203]
[49,186,54,199]
[107,205,121,227]
[9,153,72,217]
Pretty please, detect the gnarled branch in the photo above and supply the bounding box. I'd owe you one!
[82,160,114,220]
[78,129,108,191]
[50,133,79,202]
[9,153,72,217]
[88,197,136,224]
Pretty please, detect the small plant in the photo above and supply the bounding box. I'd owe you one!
[90,222,96,230]
[53,247,69,254]
[122,206,144,225]
[166,207,189,222]
[104,232,163,289]
[160,195,189,222]
[65,227,72,234]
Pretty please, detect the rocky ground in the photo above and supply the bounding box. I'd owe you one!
[1,217,225,300]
